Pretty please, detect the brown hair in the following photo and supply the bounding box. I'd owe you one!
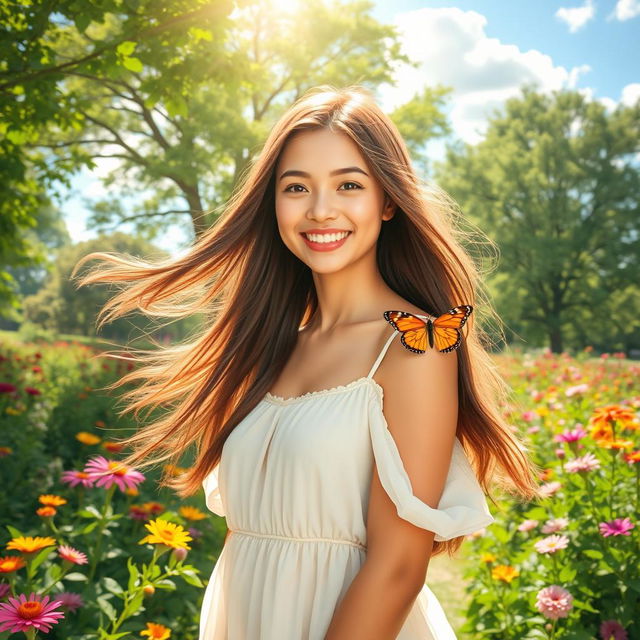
[72,84,542,557]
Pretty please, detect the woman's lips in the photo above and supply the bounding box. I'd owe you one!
[300,232,352,252]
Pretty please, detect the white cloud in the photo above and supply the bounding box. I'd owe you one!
[611,0,640,20]
[620,82,640,105]
[555,0,595,33]
[379,7,592,144]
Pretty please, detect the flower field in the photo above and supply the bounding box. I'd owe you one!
[0,335,638,639]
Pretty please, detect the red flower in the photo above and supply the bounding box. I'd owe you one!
[24,387,41,396]
[0,383,17,394]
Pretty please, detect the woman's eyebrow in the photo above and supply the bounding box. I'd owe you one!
[278,166,369,181]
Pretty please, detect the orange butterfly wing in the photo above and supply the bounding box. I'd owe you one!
[432,305,473,353]
[383,310,429,353]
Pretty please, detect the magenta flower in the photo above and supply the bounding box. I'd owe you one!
[565,453,601,473]
[24,387,41,396]
[0,583,9,599]
[517,519,538,532]
[58,545,88,565]
[554,426,587,443]
[61,469,94,488]
[521,410,537,422]
[600,619,628,640]
[83,455,145,492]
[0,383,17,394]
[0,592,65,632]
[51,592,84,613]
[542,517,569,534]
[599,517,634,537]
[535,585,573,620]
[534,534,569,554]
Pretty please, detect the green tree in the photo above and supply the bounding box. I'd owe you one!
[436,86,640,353]
[22,232,170,340]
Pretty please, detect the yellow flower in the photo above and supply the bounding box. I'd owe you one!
[179,506,207,521]
[480,552,497,563]
[39,494,67,506]
[138,519,192,550]
[140,622,171,639]
[491,564,520,583]
[164,464,189,477]
[598,439,635,450]
[5,407,21,415]
[76,431,101,445]
[6,536,57,553]
[590,405,638,432]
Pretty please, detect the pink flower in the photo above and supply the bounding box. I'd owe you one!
[51,592,84,613]
[565,384,589,397]
[599,619,628,640]
[542,517,569,534]
[61,470,94,488]
[527,425,541,434]
[0,591,65,632]
[57,545,88,565]
[554,426,587,443]
[565,453,601,473]
[83,455,145,492]
[539,481,562,497]
[535,585,573,620]
[0,583,9,599]
[555,448,565,458]
[517,519,539,532]
[521,410,537,422]
[599,518,634,537]
[534,534,569,554]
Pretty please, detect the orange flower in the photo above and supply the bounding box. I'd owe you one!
[623,450,640,464]
[141,502,165,515]
[598,439,635,450]
[39,494,67,506]
[103,441,125,453]
[491,565,520,583]
[6,536,56,554]
[0,556,27,572]
[76,431,101,445]
[179,506,207,521]
[140,622,171,639]
[589,405,638,432]
[37,506,57,517]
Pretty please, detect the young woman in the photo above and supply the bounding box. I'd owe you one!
[74,85,541,639]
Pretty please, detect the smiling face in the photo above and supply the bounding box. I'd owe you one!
[274,127,394,274]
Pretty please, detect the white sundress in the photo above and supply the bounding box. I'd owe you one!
[199,326,495,639]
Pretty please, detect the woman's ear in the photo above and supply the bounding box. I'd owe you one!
[382,194,396,222]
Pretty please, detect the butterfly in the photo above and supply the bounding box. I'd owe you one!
[383,305,473,353]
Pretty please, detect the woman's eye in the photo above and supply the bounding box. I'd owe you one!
[283,181,362,193]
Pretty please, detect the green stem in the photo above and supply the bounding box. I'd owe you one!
[88,484,117,581]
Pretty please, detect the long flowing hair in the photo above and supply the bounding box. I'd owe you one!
[72,84,542,557]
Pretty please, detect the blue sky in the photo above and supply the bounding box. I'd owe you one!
[61,0,640,254]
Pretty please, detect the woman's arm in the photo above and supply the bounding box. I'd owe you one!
[324,344,459,640]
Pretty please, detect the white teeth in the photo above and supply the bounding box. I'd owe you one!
[304,231,350,243]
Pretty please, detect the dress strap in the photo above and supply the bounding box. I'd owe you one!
[366,329,399,379]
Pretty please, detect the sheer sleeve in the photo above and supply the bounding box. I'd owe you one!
[202,464,225,517]
[368,395,494,542]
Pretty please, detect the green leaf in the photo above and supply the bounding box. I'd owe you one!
[122,57,143,73]
[30,545,55,572]
[116,41,137,57]
[582,549,603,559]
[74,14,91,33]
[127,557,140,591]
[97,594,117,622]
[6,525,24,539]
[65,572,88,581]
[180,568,203,587]
[103,576,124,596]
[77,506,102,519]
[122,590,144,617]
[81,521,100,534]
